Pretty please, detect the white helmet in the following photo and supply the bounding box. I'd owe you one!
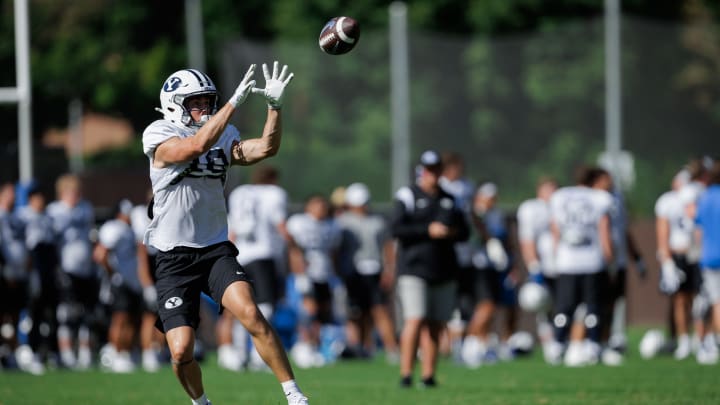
[518,282,551,313]
[157,68,218,126]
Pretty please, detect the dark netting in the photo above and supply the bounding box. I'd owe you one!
[211,16,719,215]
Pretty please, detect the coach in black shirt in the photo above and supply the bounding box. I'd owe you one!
[391,150,470,388]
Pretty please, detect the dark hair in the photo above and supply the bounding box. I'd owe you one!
[251,165,279,185]
[709,160,720,185]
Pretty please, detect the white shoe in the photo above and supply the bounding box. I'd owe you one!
[77,347,92,370]
[291,342,320,369]
[696,340,719,365]
[543,341,564,366]
[15,345,45,375]
[111,351,135,373]
[564,342,587,367]
[601,348,624,366]
[460,336,486,369]
[583,341,601,365]
[142,349,160,372]
[60,349,77,369]
[286,391,309,405]
[217,344,244,372]
[674,338,692,360]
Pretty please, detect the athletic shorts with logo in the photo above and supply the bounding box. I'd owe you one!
[154,241,251,333]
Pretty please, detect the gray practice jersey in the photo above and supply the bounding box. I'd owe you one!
[46,199,95,277]
[228,183,288,266]
[142,120,239,251]
[0,208,28,280]
[336,211,390,276]
[98,219,141,293]
[286,213,342,282]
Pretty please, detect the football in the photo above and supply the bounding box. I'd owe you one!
[318,16,360,55]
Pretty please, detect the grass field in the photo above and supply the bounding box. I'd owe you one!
[2,333,719,405]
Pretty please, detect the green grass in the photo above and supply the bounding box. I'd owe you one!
[2,339,719,405]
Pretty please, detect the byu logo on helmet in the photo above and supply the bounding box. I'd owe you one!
[164,296,184,309]
[163,77,186,92]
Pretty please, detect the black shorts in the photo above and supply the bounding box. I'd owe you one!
[608,267,627,301]
[58,272,99,311]
[344,273,386,316]
[110,283,143,315]
[553,272,608,317]
[244,258,279,305]
[154,241,252,333]
[673,254,702,294]
[0,279,28,313]
[473,269,500,304]
[309,281,333,324]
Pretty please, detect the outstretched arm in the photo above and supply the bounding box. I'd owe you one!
[232,61,294,166]
[153,65,257,168]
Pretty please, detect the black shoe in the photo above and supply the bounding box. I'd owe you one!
[421,376,437,388]
[399,375,412,388]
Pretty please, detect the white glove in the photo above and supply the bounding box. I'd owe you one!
[486,238,508,271]
[659,259,685,295]
[294,273,313,295]
[229,64,257,107]
[143,285,158,310]
[251,61,294,109]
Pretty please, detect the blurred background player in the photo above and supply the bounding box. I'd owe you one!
[468,182,517,361]
[226,165,289,371]
[655,164,704,360]
[129,192,163,372]
[391,150,469,387]
[46,174,97,369]
[286,194,342,368]
[336,182,399,362]
[694,159,720,364]
[516,176,558,363]
[548,166,613,366]
[18,185,58,374]
[590,167,645,361]
[0,181,31,371]
[93,199,143,373]
[438,152,475,361]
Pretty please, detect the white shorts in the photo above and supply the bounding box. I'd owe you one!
[702,270,720,304]
[397,275,456,322]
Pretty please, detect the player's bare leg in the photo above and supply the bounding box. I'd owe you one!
[222,281,294,381]
[420,322,442,385]
[399,318,422,384]
[371,304,399,356]
[165,326,205,401]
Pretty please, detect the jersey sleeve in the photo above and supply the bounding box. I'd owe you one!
[143,121,178,158]
[655,193,671,218]
[516,201,535,242]
[266,188,288,226]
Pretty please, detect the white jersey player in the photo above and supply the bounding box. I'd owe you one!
[225,165,288,371]
[516,177,557,362]
[286,195,342,367]
[142,62,307,405]
[94,199,142,373]
[46,174,96,370]
[549,167,613,366]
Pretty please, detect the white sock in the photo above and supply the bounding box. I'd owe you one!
[191,393,209,405]
[281,380,301,396]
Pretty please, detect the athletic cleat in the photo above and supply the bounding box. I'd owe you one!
[286,391,309,405]
[601,348,624,367]
[563,342,587,367]
[399,375,412,388]
[421,376,437,388]
[674,338,692,360]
